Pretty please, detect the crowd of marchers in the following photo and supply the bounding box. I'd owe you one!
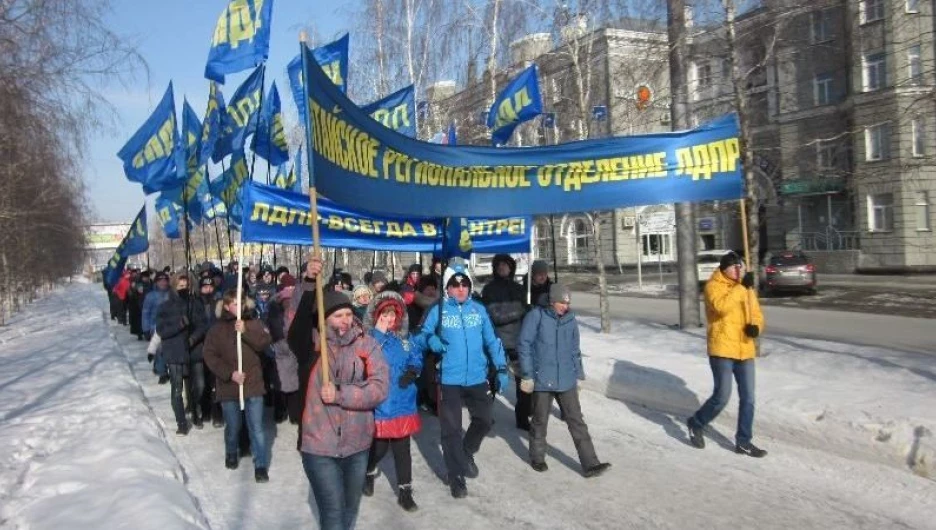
[103,249,765,530]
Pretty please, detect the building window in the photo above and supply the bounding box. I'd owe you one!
[908,45,922,85]
[534,220,554,260]
[865,123,890,161]
[569,218,590,265]
[912,117,926,157]
[863,52,886,91]
[811,9,832,43]
[814,74,833,105]
[868,193,894,232]
[907,0,919,13]
[916,191,931,230]
[697,63,713,88]
[817,141,837,171]
[862,0,884,23]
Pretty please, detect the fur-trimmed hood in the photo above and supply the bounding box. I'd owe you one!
[362,290,409,339]
[215,296,257,320]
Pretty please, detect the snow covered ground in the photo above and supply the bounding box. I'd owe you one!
[1,283,935,529]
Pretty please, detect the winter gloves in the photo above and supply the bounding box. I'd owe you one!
[398,367,419,389]
[741,272,755,289]
[744,324,760,338]
[520,379,534,394]
[427,335,447,354]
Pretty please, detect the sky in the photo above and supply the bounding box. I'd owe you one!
[85,0,348,223]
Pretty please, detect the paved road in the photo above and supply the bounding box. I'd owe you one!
[570,291,936,356]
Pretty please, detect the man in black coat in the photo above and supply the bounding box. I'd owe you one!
[481,254,532,430]
[156,274,209,435]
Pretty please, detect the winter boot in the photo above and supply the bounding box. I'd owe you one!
[735,443,767,458]
[158,375,169,385]
[449,475,467,499]
[176,423,191,436]
[530,461,548,472]
[397,484,418,512]
[225,454,238,470]
[464,451,479,479]
[191,413,203,430]
[687,418,705,449]
[583,462,611,478]
[254,468,269,483]
[362,470,378,497]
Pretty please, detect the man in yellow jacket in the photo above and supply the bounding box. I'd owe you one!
[688,251,767,458]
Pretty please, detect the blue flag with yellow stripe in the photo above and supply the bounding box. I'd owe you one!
[251,82,289,166]
[117,83,180,194]
[488,64,543,146]
[213,66,264,162]
[288,34,348,127]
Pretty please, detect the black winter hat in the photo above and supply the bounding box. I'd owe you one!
[370,270,388,285]
[154,272,169,282]
[407,263,422,275]
[198,276,215,288]
[323,290,353,319]
[719,251,744,271]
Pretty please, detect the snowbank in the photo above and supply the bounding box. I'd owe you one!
[577,316,936,479]
[0,286,208,529]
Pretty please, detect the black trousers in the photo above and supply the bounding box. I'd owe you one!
[186,361,207,421]
[529,389,599,471]
[366,436,413,486]
[167,364,188,429]
[439,383,492,479]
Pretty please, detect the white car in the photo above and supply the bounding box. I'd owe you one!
[697,249,731,284]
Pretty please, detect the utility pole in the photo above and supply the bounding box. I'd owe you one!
[668,0,701,328]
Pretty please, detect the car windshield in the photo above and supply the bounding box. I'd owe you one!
[769,253,809,266]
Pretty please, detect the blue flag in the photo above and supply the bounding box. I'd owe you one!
[199,82,225,167]
[103,206,149,287]
[251,82,289,166]
[204,0,274,83]
[196,173,226,221]
[117,83,181,194]
[155,193,184,239]
[213,151,249,229]
[361,85,416,137]
[213,66,264,162]
[182,100,202,168]
[288,34,349,127]
[488,64,543,146]
[299,43,743,218]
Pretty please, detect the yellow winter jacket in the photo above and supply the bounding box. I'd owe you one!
[704,269,765,360]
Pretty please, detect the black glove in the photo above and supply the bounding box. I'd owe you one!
[744,324,760,338]
[741,272,755,289]
[398,367,419,389]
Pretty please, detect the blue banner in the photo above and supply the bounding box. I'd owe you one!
[251,82,290,166]
[212,151,249,229]
[288,34,349,127]
[103,206,149,286]
[241,182,530,255]
[361,85,416,138]
[488,64,543,146]
[213,66,264,163]
[199,82,225,167]
[204,0,274,83]
[117,83,180,194]
[300,44,743,218]
[155,193,184,239]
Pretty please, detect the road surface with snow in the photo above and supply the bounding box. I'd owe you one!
[1,283,934,529]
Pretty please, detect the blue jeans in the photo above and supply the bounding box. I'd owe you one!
[221,397,268,469]
[691,357,755,445]
[301,450,369,530]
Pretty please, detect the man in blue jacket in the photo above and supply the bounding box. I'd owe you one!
[416,262,509,499]
[143,272,172,383]
[518,284,610,478]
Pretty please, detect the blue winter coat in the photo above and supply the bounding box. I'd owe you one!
[370,329,422,422]
[142,288,170,333]
[517,306,584,393]
[416,297,507,387]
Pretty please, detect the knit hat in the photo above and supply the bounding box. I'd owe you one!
[154,272,169,283]
[719,251,744,271]
[446,271,472,289]
[548,283,571,304]
[407,263,422,275]
[255,283,274,297]
[323,290,353,319]
[278,273,296,288]
[370,270,388,286]
[531,260,549,275]
[373,297,405,332]
[198,276,214,288]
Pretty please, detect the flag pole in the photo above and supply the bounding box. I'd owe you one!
[300,31,329,385]
[739,197,753,324]
[236,241,245,410]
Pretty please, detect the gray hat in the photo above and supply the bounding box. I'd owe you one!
[549,283,571,304]
[531,260,549,275]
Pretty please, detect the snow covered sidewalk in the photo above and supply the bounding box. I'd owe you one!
[0,282,208,529]
[2,283,935,529]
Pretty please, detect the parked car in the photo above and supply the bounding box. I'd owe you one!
[697,249,731,284]
[760,250,818,295]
